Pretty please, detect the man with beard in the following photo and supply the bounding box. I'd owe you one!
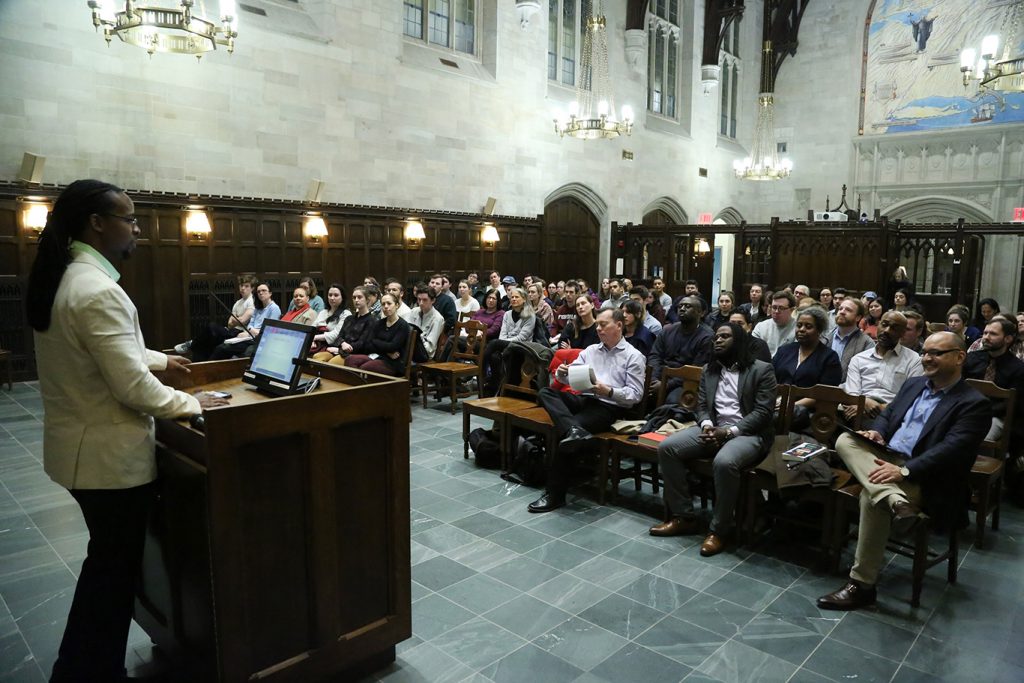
[819,332,989,611]
[824,298,874,381]
[650,322,777,556]
[842,311,924,427]
[428,273,457,330]
[649,296,714,404]
[963,318,1024,444]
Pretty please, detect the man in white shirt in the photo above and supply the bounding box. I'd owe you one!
[653,277,673,312]
[384,278,412,318]
[403,285,445,357]
[843,311,923,425]
[752,290,797,357]
[600,278,630,310]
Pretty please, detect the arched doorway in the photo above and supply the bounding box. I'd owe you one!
[543,184,605,289]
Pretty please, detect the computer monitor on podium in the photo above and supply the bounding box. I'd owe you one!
[242,318,317,396]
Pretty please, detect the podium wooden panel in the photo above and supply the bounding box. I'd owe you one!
[138,359,411,682]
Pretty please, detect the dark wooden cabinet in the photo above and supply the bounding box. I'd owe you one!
[138,359,411,682]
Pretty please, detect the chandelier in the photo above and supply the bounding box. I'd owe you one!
[733,39,792,181]
[960,3,1024,92]
[87,0,239,58]
[553,1,633,140]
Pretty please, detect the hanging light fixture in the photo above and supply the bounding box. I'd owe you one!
[961,4,1024,92]
[733,21,792,181]
[87,0,239,58]
[553,1,634,140]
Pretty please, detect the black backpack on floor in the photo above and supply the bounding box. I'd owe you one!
[468,427,501,469]
[502,435,546,488]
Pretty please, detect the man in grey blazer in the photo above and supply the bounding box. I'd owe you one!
[824,297,874,381]
[650,322,778,556]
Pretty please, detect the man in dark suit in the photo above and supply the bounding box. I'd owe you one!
[650,322,778,556]
[818,332,990,610]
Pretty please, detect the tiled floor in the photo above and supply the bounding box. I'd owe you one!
[2,382,1024,682]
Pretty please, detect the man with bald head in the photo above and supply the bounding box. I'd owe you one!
[842,310,923,426]
[819,332,990,611]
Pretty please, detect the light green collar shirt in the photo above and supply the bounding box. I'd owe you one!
[70,240,120,282]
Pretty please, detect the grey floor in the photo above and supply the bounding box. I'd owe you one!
[2,382,1023,683]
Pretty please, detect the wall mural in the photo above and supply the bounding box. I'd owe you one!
[863,0,1024,134]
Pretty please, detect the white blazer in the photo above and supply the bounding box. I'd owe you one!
[35,246,201,490]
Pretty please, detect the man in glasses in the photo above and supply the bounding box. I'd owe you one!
[752,290,797,357]
[818,332,990,611]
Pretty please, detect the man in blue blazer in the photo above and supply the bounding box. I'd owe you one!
[650,322,777,556]
[819,332,990,610]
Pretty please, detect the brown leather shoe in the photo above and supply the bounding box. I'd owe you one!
[890,500,923,537]
[649,517,700,537]
[699,533,727,556]
[817,580,877,611]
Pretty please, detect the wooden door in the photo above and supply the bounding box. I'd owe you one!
[543,197,600,288]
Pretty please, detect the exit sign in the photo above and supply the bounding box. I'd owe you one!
[697,213,713,225]
[1014,207,1024,222]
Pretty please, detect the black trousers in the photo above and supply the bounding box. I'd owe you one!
[538,387,619,496]
[190,323,235,361]
[50,483,154,683]
[482,339,512,395]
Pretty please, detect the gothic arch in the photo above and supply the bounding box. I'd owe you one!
[641,197,689,225]
[544,182,608,223]
[714,206,744,224]
[883,195,992,223]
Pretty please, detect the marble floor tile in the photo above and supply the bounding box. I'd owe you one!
[577,593,664,640]
[633,615,728,668]
[615,574,698,614]
[410,594,476,641]
[437,573,521,615]
[481,643,584,683]
[481,595,572,641]
[669,593,758,639]
[411,555,478,592]
[532,616,628,671]
[523,539,598,571]
[695,639,797,683]
[585,643,691,683]
[430,616,527,670]
[528,573,612,615]
[803,637,900,683]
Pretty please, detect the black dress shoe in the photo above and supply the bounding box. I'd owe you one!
[817,580,877,611]
[890,500,923,537]
[559,425,595,453]
[528,492,566,513]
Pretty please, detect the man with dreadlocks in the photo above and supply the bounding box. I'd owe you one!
[26,179,228,682]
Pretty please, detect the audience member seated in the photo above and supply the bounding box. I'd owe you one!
[828,287,849,328]
[772,306,842,388]
[819,287,834,312]
[344,294,412,377]
[649,296,714,404]
[818,332,990,611]
[859,297,886,340]
[650,322,777,556]
[901,309,926,354]
[280,286,317,327]
[642,286,668,325]
[176,274,257,361]
[963,318,1024,444]
[313,285,376,364]
[558,294,599,350]
[599,277,611,301]
[455,279,481,318]
[310,283,351,355]
[892,289,911,312]
[383,278,412,317]
[704,290,736,331]
[621,300,654,356]
[652,277,673,312]
[482,287,535,396]
[739,283,769,326]
[842,311,923,427]
[600,278,629,310]
[794,284,810,300]
[946,304,980,346]
[403,285,445,359]
[628,286,663,335]
[1014,312,1024,362]
[427,274,457,329]
[728,310,771,362]
[473,290,505,341]
[667,279,708,323]
[209,282,280,359]
[825,298,874,381]
[528,282,555,335]
[551,280,579,338]
[545,281,559,308]
[364,282,382,318]
[287,276,324,313]
[974,297,1001,331]
[752,290,797,357]
[527,309,646,513]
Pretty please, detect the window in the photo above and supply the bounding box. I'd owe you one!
[648,0,681,118]
[404,0,476,55]
[548,0,588,87]
[719,16,741,138]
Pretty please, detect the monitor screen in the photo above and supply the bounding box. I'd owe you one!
[248,319,313,385]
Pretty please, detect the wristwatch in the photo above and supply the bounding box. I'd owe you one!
[900,466,910,479]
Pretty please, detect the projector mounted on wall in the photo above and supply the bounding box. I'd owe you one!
[812,211,849,222]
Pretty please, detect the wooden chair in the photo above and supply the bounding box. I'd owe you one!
[965,379,1016,549]
[461,352,544,468]
[0,348,11,390]
[419,320,488,413]
[401,327,420,423]
[743,384,864,567]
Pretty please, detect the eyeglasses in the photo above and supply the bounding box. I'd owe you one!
[770,305,791,312]
[921,348,959,358]
[102,213,138,225]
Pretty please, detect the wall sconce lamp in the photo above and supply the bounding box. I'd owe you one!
[405,219,426,243]
[304,213,328,242]
[481,223,500,245]
[185,207,212,239]
[694,238,711,254]
[23,201,50,236]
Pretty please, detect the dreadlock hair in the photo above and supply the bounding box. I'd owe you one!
[706,322,757,374]
[27,179,125,332]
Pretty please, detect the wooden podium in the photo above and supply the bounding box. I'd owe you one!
[137,358,411,682]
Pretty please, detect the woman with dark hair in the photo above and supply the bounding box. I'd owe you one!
[892,289,911,312]
[559,294,599,350]
[287,275,324,312]
[472,289,505,340]
[621,299,654,356]
[859,297,886,340]
[975,297,1000,329]
[27,180,226,683]
[310,283,350,353]
[344,294,411,376]
[705,290,737,330]
[313,285,376,363]
[209,282,282,359]
[773,306,842,387]
[946,304,980,345]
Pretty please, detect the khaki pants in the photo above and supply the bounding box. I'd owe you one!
[835,432,923,586]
